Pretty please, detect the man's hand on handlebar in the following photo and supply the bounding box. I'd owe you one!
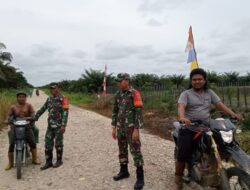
[231,113,242,121]
[179,117,191,126]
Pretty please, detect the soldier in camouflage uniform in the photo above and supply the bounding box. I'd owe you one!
[33,83,69,170]
[112,73,145,190]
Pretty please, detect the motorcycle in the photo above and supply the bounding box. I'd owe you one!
[35,89,39,96]
[173,117,250,190]
[8,117,32,179]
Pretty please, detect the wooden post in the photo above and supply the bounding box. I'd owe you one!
[237,86,240,107]
[244,85,248,108]
[221,84,225,103]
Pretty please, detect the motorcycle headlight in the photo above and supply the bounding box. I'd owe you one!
[219,130,233,143]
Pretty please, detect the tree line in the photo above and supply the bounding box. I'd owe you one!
[43,69,250,94]
[0,43,30,89]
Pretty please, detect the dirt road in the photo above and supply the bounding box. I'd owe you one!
[0,91,177,190]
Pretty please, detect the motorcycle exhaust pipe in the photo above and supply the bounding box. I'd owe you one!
[22,144,26,165]
[14,144,16,167]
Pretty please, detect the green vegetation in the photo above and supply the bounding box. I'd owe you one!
[62,92,94,105]
[142,90,176,112]
[242,114,250,131]
[0,90,16,130]
[39,68,250,115]
[43,89,95,106]
[236,130,250,154]
[0,43,31,88]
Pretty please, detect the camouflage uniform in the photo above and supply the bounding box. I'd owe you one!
[112,88,144,167]
[35,95,69,162]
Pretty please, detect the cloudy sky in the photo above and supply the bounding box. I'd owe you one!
[1,0,250,86]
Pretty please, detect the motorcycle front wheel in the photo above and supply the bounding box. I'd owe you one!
[227,167,250,190]
[16,150,23,179]
[219,168,231,190]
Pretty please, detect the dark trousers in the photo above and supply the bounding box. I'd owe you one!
[9,127,36,152]
[176,128,196,162]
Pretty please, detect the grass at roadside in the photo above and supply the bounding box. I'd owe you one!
[62,91,94,105]
[236,130,250,154]
[43,89,95,106]
[0,90,16,130]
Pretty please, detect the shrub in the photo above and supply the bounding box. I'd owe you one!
[0,91,15,129]
[241,114,250,131]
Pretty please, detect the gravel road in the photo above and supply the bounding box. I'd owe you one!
[0,91,178,190]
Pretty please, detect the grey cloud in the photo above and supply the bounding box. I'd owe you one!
[227,21,250,47]
[72,50,87,59]
[217,56,249,66]
[207,50,228,58]
[207,20,250,59]
[95,42,161,60]
[12,51,89,86]
[156,55,186,66]
[204,58,250,75]
[95,42,129,60]
[137,0,199,15]
[30,44,59,58]
[147,18,164,26]
[137,0,180,14]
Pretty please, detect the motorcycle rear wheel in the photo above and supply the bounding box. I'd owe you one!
[227,167,250,190]
[16,150,22,179]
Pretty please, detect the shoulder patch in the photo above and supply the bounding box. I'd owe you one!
[133,90,143,108]
[62,96,69,109]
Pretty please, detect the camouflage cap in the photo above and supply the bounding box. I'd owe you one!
[16,91,27,97]
[115,73,130,82]
[49,82,59,89]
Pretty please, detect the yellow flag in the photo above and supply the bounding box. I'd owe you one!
[191,61,199,70]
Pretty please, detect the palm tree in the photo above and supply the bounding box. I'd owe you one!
[207,71,222,84]
[169,74,185,89]
[81,69,114,93]
[0,43,13,81]
[223,72,239,83]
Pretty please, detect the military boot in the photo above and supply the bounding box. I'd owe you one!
[174,161,185,190]
[5,152,14,171]
[134,166,144,190]
[31,148,41,165]
[113,164,130,181]
[53,149,63,168]
[40,150,53,170]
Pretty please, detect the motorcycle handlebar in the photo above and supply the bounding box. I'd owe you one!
[5,117,34,125]
[179,120,203,127]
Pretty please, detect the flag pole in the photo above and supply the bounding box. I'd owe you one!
[102,64,107,95]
